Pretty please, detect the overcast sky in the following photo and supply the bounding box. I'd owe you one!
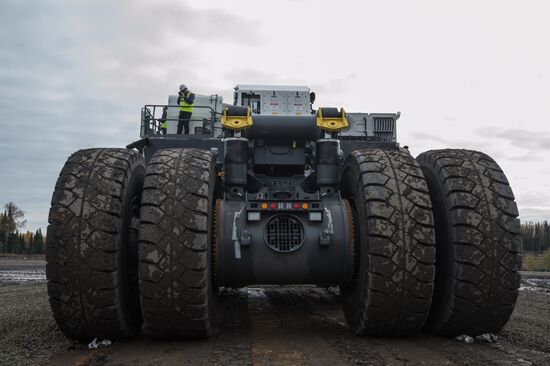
[1,0,549,231]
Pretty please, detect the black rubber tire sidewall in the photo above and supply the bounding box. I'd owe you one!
[340,148,436,336]
[417,149,522,336]
[46,148,144,341]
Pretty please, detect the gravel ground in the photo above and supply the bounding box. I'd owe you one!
[1,258,549,366]
[0,283,73,366]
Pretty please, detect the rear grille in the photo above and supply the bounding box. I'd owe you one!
[264,215,304,252]
[373,117,395,141]
[373,116,394,131]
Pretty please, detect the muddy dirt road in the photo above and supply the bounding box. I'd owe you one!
[1,258,549,366]
[0,258,45,283]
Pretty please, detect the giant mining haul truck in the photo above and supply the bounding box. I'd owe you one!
[47,85,522,340]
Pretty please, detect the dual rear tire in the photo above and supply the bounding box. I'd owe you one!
[341,148,521,336]
[46,147,217,341]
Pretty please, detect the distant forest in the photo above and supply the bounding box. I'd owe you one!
[521,221,550,254]
[0,227,45,255]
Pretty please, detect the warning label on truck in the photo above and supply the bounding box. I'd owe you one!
[270,103,279,115]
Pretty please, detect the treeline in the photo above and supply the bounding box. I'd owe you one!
[0,228,45,255]
[521,221,550,253]
[1,202,46,255]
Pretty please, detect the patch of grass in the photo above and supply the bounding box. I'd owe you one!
[523,249,550,271]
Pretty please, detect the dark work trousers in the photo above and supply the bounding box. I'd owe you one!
[177,111,192,134]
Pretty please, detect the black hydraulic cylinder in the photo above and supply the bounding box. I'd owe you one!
[224,138,249,186]
[316,139,339,187]
[244,115,320,140]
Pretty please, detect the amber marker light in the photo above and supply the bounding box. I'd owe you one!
[301,202,309,210]
[261,202,268,209]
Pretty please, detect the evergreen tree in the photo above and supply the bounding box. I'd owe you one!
[521,221,550,254]
[33,229,44,254]
[26,232,33,254]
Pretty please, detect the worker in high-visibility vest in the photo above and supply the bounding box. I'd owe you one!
[177,84,195,134]
[159,106,168,134]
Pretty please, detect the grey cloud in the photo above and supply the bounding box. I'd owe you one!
[408,131,489,150]
[311,74,357,94]
[515,191,550,208]
[519,207,550,222]
[225,68,280,84]
[123,0,263,45]
[1,0,262,99]
[0,0,260,48]
[2,0,266,231]
[505,152,543,162]
[408,131,546,163]
[409,131,455,146]
[476,126,550,151]
[0,0,265,231]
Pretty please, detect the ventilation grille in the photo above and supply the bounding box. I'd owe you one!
[373,116,395,141]
[264,215,304,252]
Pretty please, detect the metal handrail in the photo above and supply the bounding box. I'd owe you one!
[141,104,222,137]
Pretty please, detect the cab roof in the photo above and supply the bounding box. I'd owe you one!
[235,84,310,92]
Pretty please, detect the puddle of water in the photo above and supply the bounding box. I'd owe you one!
[519,278,550,293]
[0,270,46,283]
[247,288,267,299]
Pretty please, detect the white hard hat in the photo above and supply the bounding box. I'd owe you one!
[179,84,187,91]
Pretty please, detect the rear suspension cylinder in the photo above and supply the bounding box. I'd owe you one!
[224,137,249,186]
[316,139,340,188]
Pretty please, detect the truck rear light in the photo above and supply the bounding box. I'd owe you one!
[293,202,300,209]
[269,202,277,209]
[261,202,268,209]
[301,202,309,210]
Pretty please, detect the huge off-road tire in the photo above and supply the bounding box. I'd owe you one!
[46,148,145,341]
[417,149,522,336]
[139,148,217,339]
[340,148,436,336]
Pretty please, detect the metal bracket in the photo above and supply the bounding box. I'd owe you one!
[320,229,330,246]
[221,106,253,130]
[241,230,252,246]
[316,108,349,132]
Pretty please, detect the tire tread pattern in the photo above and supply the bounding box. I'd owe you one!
[46,148,143,341]
[417,149,521,336]
[139,148,214,339]
[342,148,436,336]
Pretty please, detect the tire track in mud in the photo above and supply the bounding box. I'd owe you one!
[253,286,536,366]
[208,289,253,365]
[247,286,346,366]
